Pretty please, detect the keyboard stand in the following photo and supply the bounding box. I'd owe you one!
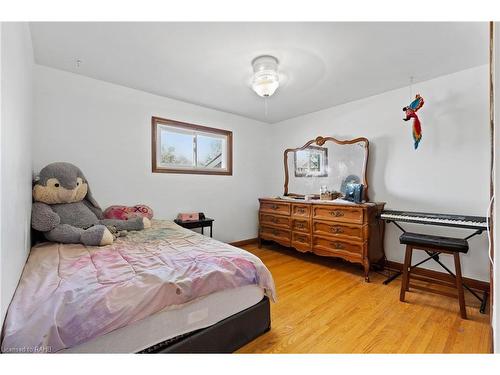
[382,220,488,314]
[383,251,439,285]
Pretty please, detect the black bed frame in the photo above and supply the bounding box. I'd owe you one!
[138,296,270,353]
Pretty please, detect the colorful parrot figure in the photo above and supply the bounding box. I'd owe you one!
[402,94,425,149]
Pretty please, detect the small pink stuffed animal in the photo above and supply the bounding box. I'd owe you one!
[104,204,154,221]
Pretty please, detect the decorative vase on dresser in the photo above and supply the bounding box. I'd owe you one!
[258,135,386,282]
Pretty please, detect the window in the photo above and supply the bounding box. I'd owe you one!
[152,117,233,175]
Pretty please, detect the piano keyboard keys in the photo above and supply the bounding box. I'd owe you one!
[380,210,488,230]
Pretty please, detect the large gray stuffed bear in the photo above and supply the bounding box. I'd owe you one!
[32,162,151,246]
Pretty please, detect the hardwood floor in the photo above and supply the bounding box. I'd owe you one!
[237,242,492,353]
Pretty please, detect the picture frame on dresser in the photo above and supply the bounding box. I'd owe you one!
[258,135,386,282]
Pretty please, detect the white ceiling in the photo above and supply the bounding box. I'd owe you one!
[30,22,488,124]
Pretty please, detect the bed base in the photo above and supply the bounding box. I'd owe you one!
[138,296,270,353]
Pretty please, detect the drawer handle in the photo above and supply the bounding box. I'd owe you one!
[271,204,279,210]
[296,223,305,229]
[297,236,306,243]
[271,218,279,224]
[272,230,280,236]
[330,210,344,217]
[330,226,344,234]
[330,241,345,250]
[297,208,306,214]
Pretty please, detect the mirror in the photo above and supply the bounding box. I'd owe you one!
[284,136,369,201]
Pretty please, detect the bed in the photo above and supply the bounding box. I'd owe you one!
[1,220,276,353]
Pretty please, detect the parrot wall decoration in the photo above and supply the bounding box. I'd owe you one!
[402,94,425,149]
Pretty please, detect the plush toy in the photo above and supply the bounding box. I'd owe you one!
[402,94,425,149]
[32,162,151,246]
[104,205,154,221]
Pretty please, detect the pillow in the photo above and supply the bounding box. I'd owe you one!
[103,204,154,220]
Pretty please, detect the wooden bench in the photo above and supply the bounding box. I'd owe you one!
[399,232,469,319]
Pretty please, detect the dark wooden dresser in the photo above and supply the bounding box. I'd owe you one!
[258,197,385,281]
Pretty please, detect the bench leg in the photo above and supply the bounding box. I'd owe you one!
[404,246,413,292]
[400,245,413,302]
[453,252,467,319]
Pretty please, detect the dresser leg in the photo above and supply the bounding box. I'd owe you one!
[363,261,370,282]
[258,237,262,248]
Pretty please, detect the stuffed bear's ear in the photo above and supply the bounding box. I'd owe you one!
[32,174,40,188]
[85,186,102,210]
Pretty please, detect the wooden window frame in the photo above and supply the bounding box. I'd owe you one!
[151,116,233,175]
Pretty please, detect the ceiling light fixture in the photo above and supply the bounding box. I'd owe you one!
[251,55,279,98]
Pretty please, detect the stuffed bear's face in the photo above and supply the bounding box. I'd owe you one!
[33,177,88,204]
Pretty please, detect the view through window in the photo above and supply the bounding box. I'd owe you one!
[152,117,232,175]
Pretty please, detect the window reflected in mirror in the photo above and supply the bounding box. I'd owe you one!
[294,146,328,177]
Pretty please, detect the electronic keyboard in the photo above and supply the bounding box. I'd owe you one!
[380,210,490,313]
[380,210,488,230]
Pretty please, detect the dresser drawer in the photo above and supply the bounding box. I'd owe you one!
[292,232,311,252]
[312,220,363,240]
[260,226,291,246]
[291,204,311,218]
[260,201,291,216]
[292,218,310,233]
[312,236,364,256]
[312,205,364,224]
[260,214,290,229]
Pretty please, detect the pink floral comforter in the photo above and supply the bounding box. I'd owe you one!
[1,220,275,353]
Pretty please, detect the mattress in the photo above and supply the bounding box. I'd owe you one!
[1,220,275,353]
[63,284,264,353]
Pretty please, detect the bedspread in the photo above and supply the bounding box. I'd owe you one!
[1,220,275,353]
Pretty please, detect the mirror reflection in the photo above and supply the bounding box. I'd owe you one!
[285,136,369,200]
[294,146,328,177]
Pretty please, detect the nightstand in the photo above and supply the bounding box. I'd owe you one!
[174,218,214,237]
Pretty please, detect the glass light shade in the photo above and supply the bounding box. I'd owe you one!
[251,55,280,97]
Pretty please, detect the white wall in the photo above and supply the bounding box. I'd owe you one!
[0,21,3,333]
[33,64,491,282]
[266,65,491,282]
[33,65,271,244]
[493,21,499,354]
[0,23,34,326]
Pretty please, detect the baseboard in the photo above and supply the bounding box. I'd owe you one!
[228,238,258,247]
[386,260,490,293]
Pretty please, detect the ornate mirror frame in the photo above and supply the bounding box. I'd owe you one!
[283,136,370,201]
